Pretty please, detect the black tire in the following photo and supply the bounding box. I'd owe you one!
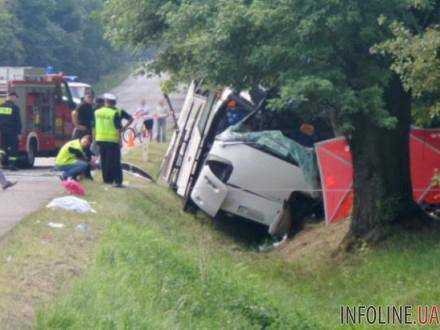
[287,193,322,236]
[22,141,37,168]
[269,201,293,238]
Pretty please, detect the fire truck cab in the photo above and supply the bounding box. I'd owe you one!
[0,67,75,167]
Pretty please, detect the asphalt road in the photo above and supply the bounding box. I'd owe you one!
[0,158,61,237]
[111,73,185,116]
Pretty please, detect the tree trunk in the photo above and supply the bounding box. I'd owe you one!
[346,76,429,245]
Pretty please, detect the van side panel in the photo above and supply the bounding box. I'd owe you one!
[209,142,312,201]
[191,141,313,227]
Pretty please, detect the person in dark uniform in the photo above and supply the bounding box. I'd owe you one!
[94,97,105,111]
[72,93,94,139]
[95,93,133,188]
[0,92,22,168]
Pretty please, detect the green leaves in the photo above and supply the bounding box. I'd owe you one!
[102,0,438,130]
[376,6,440,126]
[0,0,123,82]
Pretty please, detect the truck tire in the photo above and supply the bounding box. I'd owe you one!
[23,141,37,168]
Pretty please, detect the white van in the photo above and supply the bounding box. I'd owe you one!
[67,82,93,106]
[161,82,329,235]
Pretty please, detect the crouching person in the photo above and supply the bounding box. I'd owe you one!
[55,135,93,181]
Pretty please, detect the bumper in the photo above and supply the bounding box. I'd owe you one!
[218,185,284,227]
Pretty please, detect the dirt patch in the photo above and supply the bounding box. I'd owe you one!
[278,220,349,262]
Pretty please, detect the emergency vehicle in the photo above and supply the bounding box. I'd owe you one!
[67,81,93,106]
[0,67,75,167]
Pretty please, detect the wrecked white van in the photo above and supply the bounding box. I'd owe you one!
[161,82,329,235]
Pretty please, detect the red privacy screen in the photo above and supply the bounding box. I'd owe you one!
[316,128,440,224]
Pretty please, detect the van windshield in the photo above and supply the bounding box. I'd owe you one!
[70,86,91,100]
[238,108,334,147]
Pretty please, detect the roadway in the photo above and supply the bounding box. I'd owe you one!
[0,158,61,237]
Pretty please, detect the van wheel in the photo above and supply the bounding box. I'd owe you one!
[287,193,322,236]
[269,201,293,237]
[23,141,37,168]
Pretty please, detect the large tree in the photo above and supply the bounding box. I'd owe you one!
[103,0,435,244]
[0,0,24,65]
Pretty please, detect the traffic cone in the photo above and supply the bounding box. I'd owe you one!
[126,130,136,148]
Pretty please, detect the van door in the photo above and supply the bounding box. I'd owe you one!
[161,82,197,183]
[191,164,228,216]
[175,95,207,197]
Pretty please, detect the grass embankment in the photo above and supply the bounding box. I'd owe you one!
[0,179,122,328]
[34,142,440,329]
[122,142,166,179]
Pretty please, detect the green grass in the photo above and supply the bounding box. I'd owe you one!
[0,180,121,328]
[123,142,169,179]
[33,142,440,329]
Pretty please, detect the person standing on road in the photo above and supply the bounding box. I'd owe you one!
[0,92,22,169]
[135,99,154,141]
[155,99,169,143]
[72,93,94,139]
[55,135,93,181]
[94,93,133,188]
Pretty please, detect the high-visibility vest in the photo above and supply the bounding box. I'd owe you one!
[55,139,84,167]
[0,107,13,115]
[95,107,121,143]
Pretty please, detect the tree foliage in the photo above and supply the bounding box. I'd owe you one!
[103,0,422,130]
[0,0,124,82]
[376,0,440,126]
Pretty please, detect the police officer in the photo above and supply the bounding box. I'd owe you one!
[55,135,93,181]
[72,93,95,139]
[94,97,105,111]
[95,93,133,187]
[0,92,22,168]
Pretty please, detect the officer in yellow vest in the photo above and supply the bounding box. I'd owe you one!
[95,93,132,187]
[0,92,22,168]
[55,135,93,181]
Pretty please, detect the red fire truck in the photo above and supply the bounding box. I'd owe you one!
[0,67,75,167]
